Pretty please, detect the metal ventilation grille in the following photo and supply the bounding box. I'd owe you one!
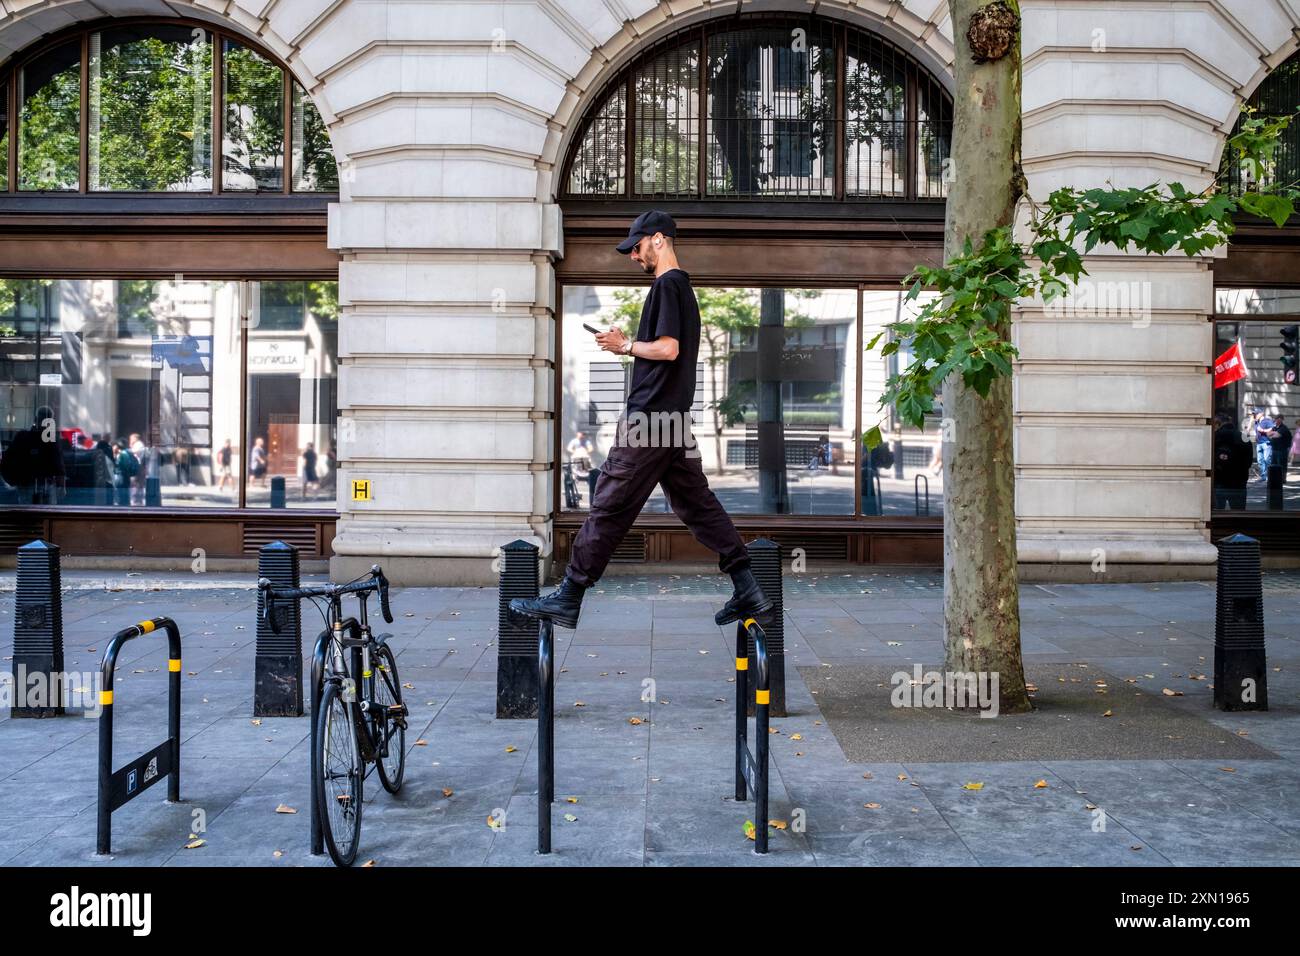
[765,534,848,562]
[243,523,317,555]
[497,541,539,657]
[0,519,46,553]
[611,532,647,562]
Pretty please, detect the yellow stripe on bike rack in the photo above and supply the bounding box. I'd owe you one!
[735,657,748,671]
[169,659,181,672]
[100,690,113,705]
[137,619,155,633]
[755,689,770,705]
[743,618,757,630]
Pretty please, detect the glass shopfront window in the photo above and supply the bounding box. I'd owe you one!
[245,281,338,508]
[1213,288,1300,513]
[560,284,858,515]
[0,278,336,510]
[860,289,944,516]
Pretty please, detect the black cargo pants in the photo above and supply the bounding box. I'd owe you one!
[566,418,750,587]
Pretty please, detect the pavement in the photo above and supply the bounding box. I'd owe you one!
[1,568,1298,867]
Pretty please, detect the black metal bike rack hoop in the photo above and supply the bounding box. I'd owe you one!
[735,616,771,853]
[96,617,183,855]
[537,619,556,853]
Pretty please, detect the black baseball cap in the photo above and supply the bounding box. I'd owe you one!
[616,210,677,254]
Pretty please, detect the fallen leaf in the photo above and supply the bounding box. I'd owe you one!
[743,820,757,841]
[574,701,586,707]
[1033,780,1048,789]
[864,802,881,809]
[184,839,205,849]
[505,745,518,753]
[769,819,788,830]
[565,797,579,804]
[487,815,504,829]
[273,850,283,858]
[251,719,261,726]
[442,788,454,798]
[563,813,578,823]
[628,717,643,725]
[1162,688,1183,697]
[790,733,803,741]
[275,804,297,814]
[1219,767,1236,774]
[1102,710,1113,718]
[362,859,377,867]
[415,739,427,746]
[962,782,984,791]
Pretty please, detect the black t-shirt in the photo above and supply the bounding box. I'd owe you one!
[625,269,700,415]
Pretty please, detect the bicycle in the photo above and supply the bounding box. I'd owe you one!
[258,565,408,867]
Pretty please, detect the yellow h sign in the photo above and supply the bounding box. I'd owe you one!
[351,479,372,502]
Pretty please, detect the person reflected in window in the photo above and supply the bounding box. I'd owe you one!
[301,442,319,499]
[0,406,66,504]
[217,438,234,493]
[1266,414,1292,510]
[1213,414,1251,510]
[1250,407,1274,481]
[128,433,148,505]
[249,436,268,488]
[112,440,137,506]
[860,438,894,516]
[92,436,115,506]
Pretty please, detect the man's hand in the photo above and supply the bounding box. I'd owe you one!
[596,329,630,355]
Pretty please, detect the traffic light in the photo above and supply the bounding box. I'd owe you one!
[1281,325,1299,384]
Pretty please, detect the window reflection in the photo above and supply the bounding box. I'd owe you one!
[0,279,337,509]
[561,285,857,515]
[88,25,213,191]
[18,41,81,191]
[1213,317,1300,512]
[292,81,337,191]
[223,39,284,191]
[860,290,944,516]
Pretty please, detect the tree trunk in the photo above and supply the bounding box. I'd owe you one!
[941,0,1030,713]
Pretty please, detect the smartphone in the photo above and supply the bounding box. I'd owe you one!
[582,323,606,336]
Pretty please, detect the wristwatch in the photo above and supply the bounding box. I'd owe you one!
[623,338,635,355]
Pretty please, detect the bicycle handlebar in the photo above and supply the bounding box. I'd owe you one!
[258,565,392,633]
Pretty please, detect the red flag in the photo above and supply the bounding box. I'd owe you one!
[1214,340,1248,389]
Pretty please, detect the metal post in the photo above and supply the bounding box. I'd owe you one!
[753,621,770,855]
[12,539,64,718]
[734,622,748,801]
[270,475,286,509]
[497,539,540,718]
[1214,534,1270,711]
[746,538,786,717]
[309,629,329,856]
[254,540,303,716]
[538,619,554,854]
[96,675,114,855]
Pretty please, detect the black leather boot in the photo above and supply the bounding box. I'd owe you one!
[509,574,587,629]
[714,566,773,626]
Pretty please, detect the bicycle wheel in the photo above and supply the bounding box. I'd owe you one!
[373,644,407,794]
[315,679,363,866]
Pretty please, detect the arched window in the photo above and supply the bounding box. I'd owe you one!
[0,19,340,562]
[0,20,336,193]
[1220,52,1299,195]
[562,16,951,202]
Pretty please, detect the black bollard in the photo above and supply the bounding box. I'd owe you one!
[254,540,303,716]
[11,540,64,717]
[145,475,162,507]
[1214,534,1269,711]
[746,538,786,717]
[270,475,286,509]
[497,539,540,718]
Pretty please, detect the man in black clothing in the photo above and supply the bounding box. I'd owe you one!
[1212,414,1252,510]
[0,406,65,504]
[511,210,771,629]
[1266,414,1293,510]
